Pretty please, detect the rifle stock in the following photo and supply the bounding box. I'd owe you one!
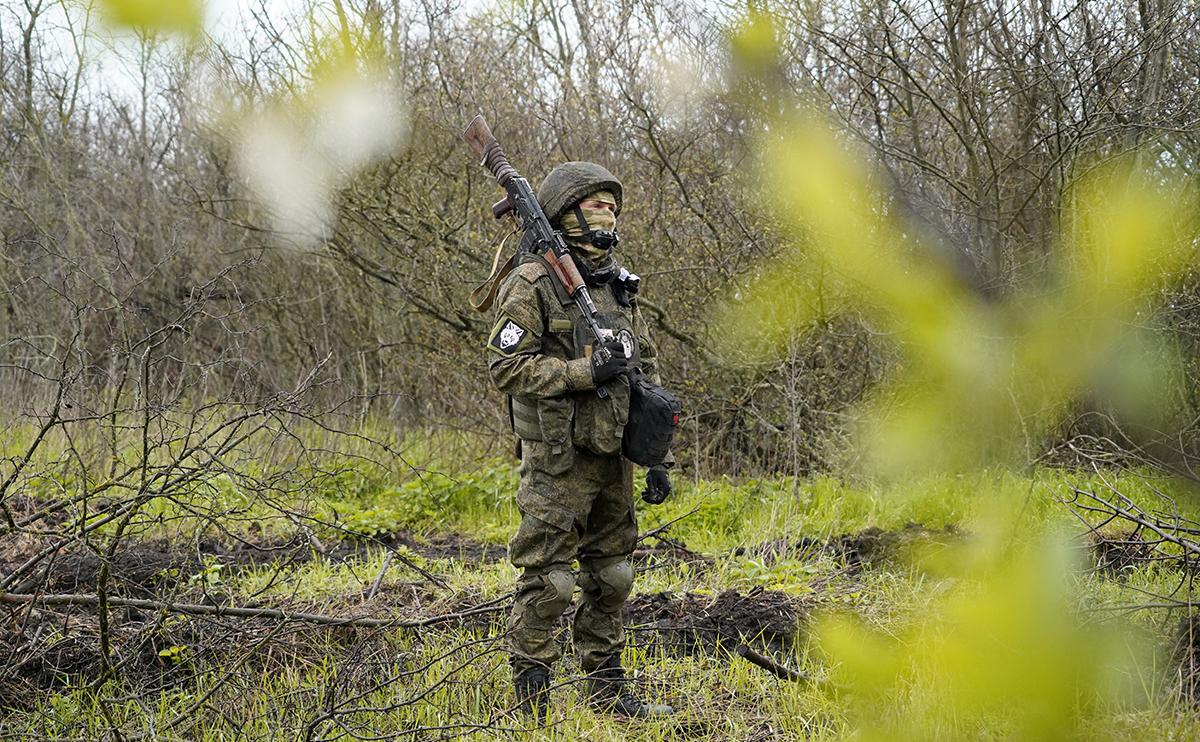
[463,115,495,157]
[464,115,517,188]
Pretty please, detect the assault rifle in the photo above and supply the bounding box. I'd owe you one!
[464,114,613,397]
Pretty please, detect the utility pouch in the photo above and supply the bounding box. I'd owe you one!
[622,372,682,467]
[572,375,630,456]
[510,395,542,442]
[507,396,522,460]
[537,396,573,454]
[511,395,575,474]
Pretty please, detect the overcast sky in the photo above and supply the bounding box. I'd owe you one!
[3,0,306,103]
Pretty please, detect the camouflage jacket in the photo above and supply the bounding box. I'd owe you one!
[486,253,668,463]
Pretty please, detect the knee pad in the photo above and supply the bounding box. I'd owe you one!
[532,569,576,620]
[581,559,633,612]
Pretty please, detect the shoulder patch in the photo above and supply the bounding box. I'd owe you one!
[487,315,535,356]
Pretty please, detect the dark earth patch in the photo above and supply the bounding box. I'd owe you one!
[1,605,240,709]
[2,529,802,709]
[1,577,801,709]
[625,586,802,656]
[0,530,507,706]
[1175,613,1200,705]
[0,581,455,709]
[632,539,713,572]
[30,536,320,597]
[0,617,106,708]
[746,523,962,569]
[5,530,504,599]
[353,531,506,563]
[1090,529,1156,574]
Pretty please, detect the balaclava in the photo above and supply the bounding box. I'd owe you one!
[561,189,618,273]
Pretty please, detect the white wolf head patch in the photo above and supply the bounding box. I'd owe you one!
[499,321,525,349]
[489,317,532,355]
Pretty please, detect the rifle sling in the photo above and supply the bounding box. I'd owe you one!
[469,228,519,313]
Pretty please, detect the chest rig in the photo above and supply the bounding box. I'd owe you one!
[507,253,640,458]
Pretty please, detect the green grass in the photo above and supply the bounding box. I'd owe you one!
[6,459,1200,740]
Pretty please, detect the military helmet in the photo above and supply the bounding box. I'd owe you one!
[537,161,624,224]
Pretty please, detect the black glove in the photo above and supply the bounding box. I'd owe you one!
[642,466,671,504]
[590,339,629,384]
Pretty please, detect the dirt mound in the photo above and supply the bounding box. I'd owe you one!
[36,536,317,596]
[632,540,713,571]
[0,581,447,709]
[1090,529,1155,574]
[748,524,961,568]
[356,532,505,563]
[0,622,103,708]
[0,529,500,709]
[626,587,802,656]
[44,545,187,596]
[0,602,215,709]
[743,536,824,561]
[11,530,504,598]
[1175,613,1200,704]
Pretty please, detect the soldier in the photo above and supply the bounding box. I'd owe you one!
[485,162,675,718]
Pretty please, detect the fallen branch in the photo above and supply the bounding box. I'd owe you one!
[365,551,395,601]
[0,591,510,629]
[637,507,701,544]
[734,643,809,682]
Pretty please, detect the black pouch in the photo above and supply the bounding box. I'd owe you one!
[622,371,682,467]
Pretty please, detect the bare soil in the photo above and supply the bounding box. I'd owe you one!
[1175,613,1200,704]
[356,531,506,563]
[626,586,803,656]
[745,523,962,569]
[0,523,949,708]
[1090,529,1156,574]
[2,530,505,600]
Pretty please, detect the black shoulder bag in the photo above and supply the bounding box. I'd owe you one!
[622,370,682,467]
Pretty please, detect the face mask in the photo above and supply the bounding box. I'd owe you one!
[569,237,613,266]
[560,190,619,256]
[562,206,617,237]
[574,252,617,286]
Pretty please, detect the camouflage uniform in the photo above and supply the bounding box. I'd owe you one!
[485,163,670,680]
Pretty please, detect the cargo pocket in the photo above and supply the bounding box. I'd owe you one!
[523,410,573,473]
[510,477,578,570]
[516,486,576,533]
[573,376,630,456]
[532,399,574,475]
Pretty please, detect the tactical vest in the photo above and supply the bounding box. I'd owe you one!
[509,254,638,457]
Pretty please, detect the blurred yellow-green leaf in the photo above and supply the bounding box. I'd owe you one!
[724,103,1196,476]
[819,531,1142,741]
[98,0,203,35]
[220,8,407,247]
[729,6,780,77]
[718,1,1198,477]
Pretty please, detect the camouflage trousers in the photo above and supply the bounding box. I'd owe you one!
[506,440,637,677]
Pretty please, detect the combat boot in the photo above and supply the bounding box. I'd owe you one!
[586,656,675,717]
[514,666,550,720]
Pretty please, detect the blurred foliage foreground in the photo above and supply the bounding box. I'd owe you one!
[716,12,1200,740]
[4,3,1200,740]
